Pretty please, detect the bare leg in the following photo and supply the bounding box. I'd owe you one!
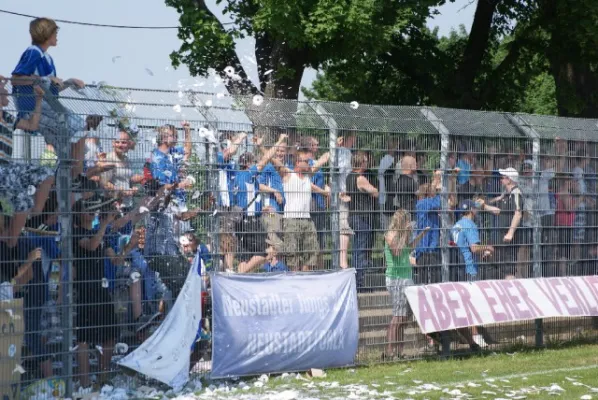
[77,342,91,388]
[130,281,143,321]
[71,139,86,177]
[98,340,115,384]
[385,316,407,356]
[340,234,350,269]
[32,176,55,214]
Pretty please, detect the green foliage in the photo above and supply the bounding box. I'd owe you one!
[166,0,439,98]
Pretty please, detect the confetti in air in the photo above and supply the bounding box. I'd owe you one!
[192,190,201,199]
[264,69,274,76]
[350,101,359,110]
[253,95,264,106]
[27,185,36,196]
[112,56,121,63]
[101,278,109,288]
[145,68,154,76]
[216,92,226,99]
[173,104,182,113]
[231,73,242,82]
[224,66,235,77]
[205,99,213,107]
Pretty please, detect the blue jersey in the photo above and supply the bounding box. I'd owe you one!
[258,163,285,213]
[309,159,326,209]
[216,151,237,207]
[234,165,262,216]
[12,45,58,117]
[452,217,480,276]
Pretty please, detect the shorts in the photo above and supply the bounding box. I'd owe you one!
[339,202,353,235]
[0,162,53,214]
[17,99,85,149]
[283,218,318,268]
[386,277,413,317]
[75,286,119,344]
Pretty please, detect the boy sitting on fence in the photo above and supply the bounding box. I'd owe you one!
[11,17,91,189]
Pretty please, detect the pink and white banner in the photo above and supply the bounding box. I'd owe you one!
[405,276,598,334]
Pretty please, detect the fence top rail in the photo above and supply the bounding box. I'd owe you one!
[3,81,598,140]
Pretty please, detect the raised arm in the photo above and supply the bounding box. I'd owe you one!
[223,132,248,161]
[78,214,115,252]
[256,134,288,171]
[271,155,293,180]
[310,152,330,174]
[182,121,193,161]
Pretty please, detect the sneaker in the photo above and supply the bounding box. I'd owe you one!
[473,334,488,348]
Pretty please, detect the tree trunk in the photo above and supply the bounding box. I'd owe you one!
[451,0,499,109]
[541,0,598,117]
[261,41,307,99]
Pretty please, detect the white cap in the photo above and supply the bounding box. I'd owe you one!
[499,167,519,183]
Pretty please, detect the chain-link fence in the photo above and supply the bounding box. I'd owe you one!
[1,81,598,397]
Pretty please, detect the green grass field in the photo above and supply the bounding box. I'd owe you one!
[200,345,598,399]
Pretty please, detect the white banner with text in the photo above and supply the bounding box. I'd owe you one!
[405,276,598,334]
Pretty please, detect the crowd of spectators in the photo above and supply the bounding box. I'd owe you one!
[1,15,598,393]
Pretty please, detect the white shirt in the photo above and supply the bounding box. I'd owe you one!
[283,172,312,219]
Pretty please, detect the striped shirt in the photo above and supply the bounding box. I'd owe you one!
[0,111,15,162]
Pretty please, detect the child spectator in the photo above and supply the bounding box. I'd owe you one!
[452,200,496,348]
[11,18,89,186]
[383,209,428,360]
[0,77,55,240]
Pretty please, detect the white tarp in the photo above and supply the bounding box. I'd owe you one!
[118,259,202,389]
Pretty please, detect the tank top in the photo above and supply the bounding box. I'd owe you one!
[384,243,412,280]
[346,172,374,215]
[283,172,312,219]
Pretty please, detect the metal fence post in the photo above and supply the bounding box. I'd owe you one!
[44,93,74,396]
[312,103,341,269]
[208,139,221,271]
[507,114,544,347]
[421,108,452,356]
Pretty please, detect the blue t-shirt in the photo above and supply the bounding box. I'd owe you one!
[257,163,285,213]
[451,217,480,276]
[12,45,58,116]
[216,151,237,207]
[234,165,262,215]
[456,159,471,185]
[309,159,326,209]
[261,260,288,272]
[415,195,441,257]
